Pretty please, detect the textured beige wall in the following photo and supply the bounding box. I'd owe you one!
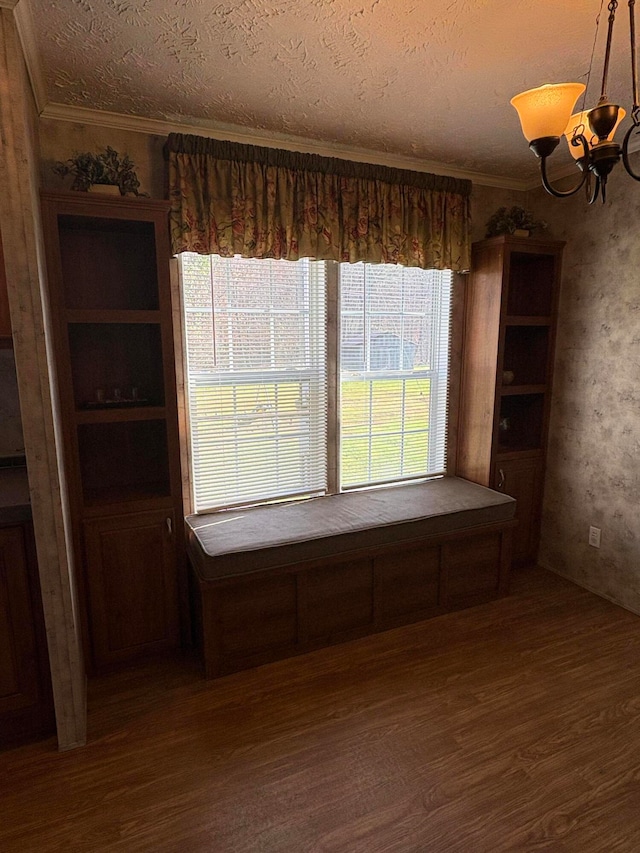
[39,119,167,199]
[469,184,530,243]
[528,156,640,613]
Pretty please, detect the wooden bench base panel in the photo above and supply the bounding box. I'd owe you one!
[192,522,514,678]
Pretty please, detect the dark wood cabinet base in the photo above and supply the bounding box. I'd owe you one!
[191,521,514,678]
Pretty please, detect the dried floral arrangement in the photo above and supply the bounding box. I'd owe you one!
[485,206,546,238]
[53,147,146,196]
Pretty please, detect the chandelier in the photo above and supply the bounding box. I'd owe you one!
[511,0,640,203]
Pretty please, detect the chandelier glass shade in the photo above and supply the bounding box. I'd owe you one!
[511,0,640,204]
[511,83,586,141]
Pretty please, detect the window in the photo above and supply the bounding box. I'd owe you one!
[181,255,452,512]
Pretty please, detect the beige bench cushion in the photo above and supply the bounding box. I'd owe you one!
[186,477,516,582]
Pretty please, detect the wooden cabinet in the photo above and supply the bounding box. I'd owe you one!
[40,192,184,670]
[0,523,54,747]
[494,457,544,564]
[457,235,564,566]
[0,231,12,344]
[83,510,179,666]
[194,519,513,678]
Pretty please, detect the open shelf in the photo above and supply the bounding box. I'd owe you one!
[68,323,165,410]
[495,447,543,462]
[58,215,159,311]
[497,393,545,453]
[75,406,166,425]
[77,419,171,508]
[507,252,557,317]
[501,384,546,396]
[506,316,552,326]
[66,310,161,324]
[502,324,550,387]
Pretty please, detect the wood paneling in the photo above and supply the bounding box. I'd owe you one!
[2,569,640,852]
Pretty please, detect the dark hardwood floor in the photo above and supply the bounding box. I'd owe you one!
[2,567,640,852]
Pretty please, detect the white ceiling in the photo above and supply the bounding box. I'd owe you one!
[16,0,640,188]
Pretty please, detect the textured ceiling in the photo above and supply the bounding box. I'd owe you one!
[28,0,636,182]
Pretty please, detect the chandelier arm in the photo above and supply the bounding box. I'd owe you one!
[537,133,591,198]
[622,121,640,178]
[539,157,589,198]
[585,172,601,204]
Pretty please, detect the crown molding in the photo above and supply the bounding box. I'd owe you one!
[12,0,47,113]
[7,0,529,194]
[40,102,531,192]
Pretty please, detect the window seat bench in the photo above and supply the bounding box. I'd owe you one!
[186,477,516,678]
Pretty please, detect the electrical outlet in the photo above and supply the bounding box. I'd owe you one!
[589,526,601,548]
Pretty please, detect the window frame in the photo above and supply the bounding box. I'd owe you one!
[177,255,455,514]
[336,262,451,491]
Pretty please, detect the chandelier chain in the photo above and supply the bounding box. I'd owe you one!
[582,0,606,114]
[600,0,619,101]
[630,0,640,119]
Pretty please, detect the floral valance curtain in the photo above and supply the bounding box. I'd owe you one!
[166,133,471,272]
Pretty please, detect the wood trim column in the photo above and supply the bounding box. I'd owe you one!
[169,257,193,517]
[0,7,86,749]
[446,272,466,476]
[325,261,339,495]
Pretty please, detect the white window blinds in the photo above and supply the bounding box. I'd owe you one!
[181,254,327,511]
[339,263,451,488]
[181,255,452,512]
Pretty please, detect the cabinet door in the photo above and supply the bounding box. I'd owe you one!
[494,457,543,565]
[83,509,179,667]
[0,526,39,713]
[442,531,505,608]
